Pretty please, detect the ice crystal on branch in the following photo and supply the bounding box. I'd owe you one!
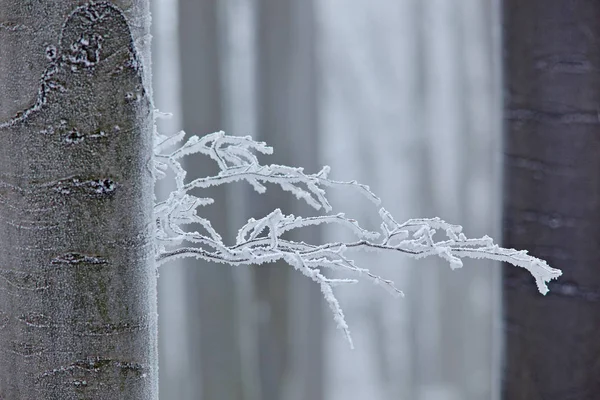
[152,111,562,348]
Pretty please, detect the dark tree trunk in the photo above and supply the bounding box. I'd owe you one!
[502,1,600,398]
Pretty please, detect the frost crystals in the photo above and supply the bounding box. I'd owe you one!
[153,111,563,348]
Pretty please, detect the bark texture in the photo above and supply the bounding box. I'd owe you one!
[503,1,600,398]
[0,1,157,399]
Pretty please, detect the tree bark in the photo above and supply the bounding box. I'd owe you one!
[0,1,157,399]
[502,1,600,398]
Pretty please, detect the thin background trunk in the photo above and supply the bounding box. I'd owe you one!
[502,1,600,398]
[150,0,189,398]
[253,1,324,399]
[218,0,263,398]
[178,0,244,398]
[159,1,325,398]
[0,1,157,399]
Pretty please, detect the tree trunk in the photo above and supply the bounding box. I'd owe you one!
[254,0,324,399]
[0,1,157,399]
[177,0,245,399]
[502,0,600,398]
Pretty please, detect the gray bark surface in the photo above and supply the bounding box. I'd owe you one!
[0,2,156,399]
[502,0,600,398]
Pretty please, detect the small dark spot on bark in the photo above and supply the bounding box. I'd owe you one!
[51,252,108,265]
[123,56,139,72]
[66,31,104,70]
[89,129,107,138]
[45,45,57,62]
[92,178,116,194]
[65,128,84,144]
[53,177,118,197]
[117,361,144,376]
[73,357,112,371]
[73,379,88,387]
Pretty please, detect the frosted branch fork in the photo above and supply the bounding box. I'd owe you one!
[152,111,562,348]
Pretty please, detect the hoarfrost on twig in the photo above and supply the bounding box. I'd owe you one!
[152,110,562,348]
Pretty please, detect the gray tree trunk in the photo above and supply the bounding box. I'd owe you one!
[177,1,244,399]
[219,1,263,398]
[502,0,600,397]
[253,1,324,399]
[0,1,157,399]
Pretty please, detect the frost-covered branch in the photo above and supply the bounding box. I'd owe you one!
[153,111,562,348]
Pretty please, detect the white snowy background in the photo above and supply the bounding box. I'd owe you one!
[151,0,504,399]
